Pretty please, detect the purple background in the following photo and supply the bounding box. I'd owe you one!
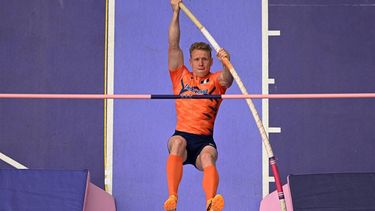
[268,0,375,186]
[113,0,263,210]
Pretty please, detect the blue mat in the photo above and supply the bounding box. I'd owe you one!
[289,173,375,211]
[0,169,88,211]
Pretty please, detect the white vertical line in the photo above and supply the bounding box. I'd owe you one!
[261,0,271,197]
[105,0,115,195]
[0,152,28,169]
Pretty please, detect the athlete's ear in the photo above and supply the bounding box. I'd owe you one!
[210,57,213,67]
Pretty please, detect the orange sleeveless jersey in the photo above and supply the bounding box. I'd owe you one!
[170,65,227,135]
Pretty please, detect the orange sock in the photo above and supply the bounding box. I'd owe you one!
[202,165,219,200]
[166,154,183,196]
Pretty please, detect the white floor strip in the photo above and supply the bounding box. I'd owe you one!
[0,152,28,169]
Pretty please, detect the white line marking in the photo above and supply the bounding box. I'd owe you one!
[104,0,115,195]
[269,176,275,182]
[0,152,28,169]
[261,0,271,197]
[268,30,281,36]
[268,78,275,84]
[268,127,282,133]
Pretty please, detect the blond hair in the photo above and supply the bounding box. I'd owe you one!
[189,42,212,58]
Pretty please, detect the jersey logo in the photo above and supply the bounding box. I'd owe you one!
[179,80,208,95]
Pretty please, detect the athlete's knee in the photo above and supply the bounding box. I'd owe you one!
[168,136,187,152]
[199,151,216,164]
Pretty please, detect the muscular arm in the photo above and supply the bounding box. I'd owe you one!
[168,0,184,71]
[217,48,234,88]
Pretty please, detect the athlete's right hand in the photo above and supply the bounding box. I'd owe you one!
[171,0,182,12]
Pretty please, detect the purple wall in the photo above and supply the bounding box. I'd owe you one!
[268,0,375,185]
[113,0,263,210]
[0,1,105,187]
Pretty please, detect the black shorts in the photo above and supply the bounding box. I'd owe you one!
[172,130,217,168]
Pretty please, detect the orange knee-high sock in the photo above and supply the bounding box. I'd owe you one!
[166,154,183,196]
[202,165,219,200]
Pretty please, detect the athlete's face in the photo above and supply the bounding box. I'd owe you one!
[189,49,213,77]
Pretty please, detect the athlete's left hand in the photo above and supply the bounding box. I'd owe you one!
[216,48,230,61]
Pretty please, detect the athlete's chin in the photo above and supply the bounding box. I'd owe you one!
[193,70,210,77]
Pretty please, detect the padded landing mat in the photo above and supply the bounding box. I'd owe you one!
[289,173,375,211]
[0,169,88,211]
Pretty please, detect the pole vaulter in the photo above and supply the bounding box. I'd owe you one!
[178,2,288,210]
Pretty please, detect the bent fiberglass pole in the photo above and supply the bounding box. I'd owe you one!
[178,2,287,211]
